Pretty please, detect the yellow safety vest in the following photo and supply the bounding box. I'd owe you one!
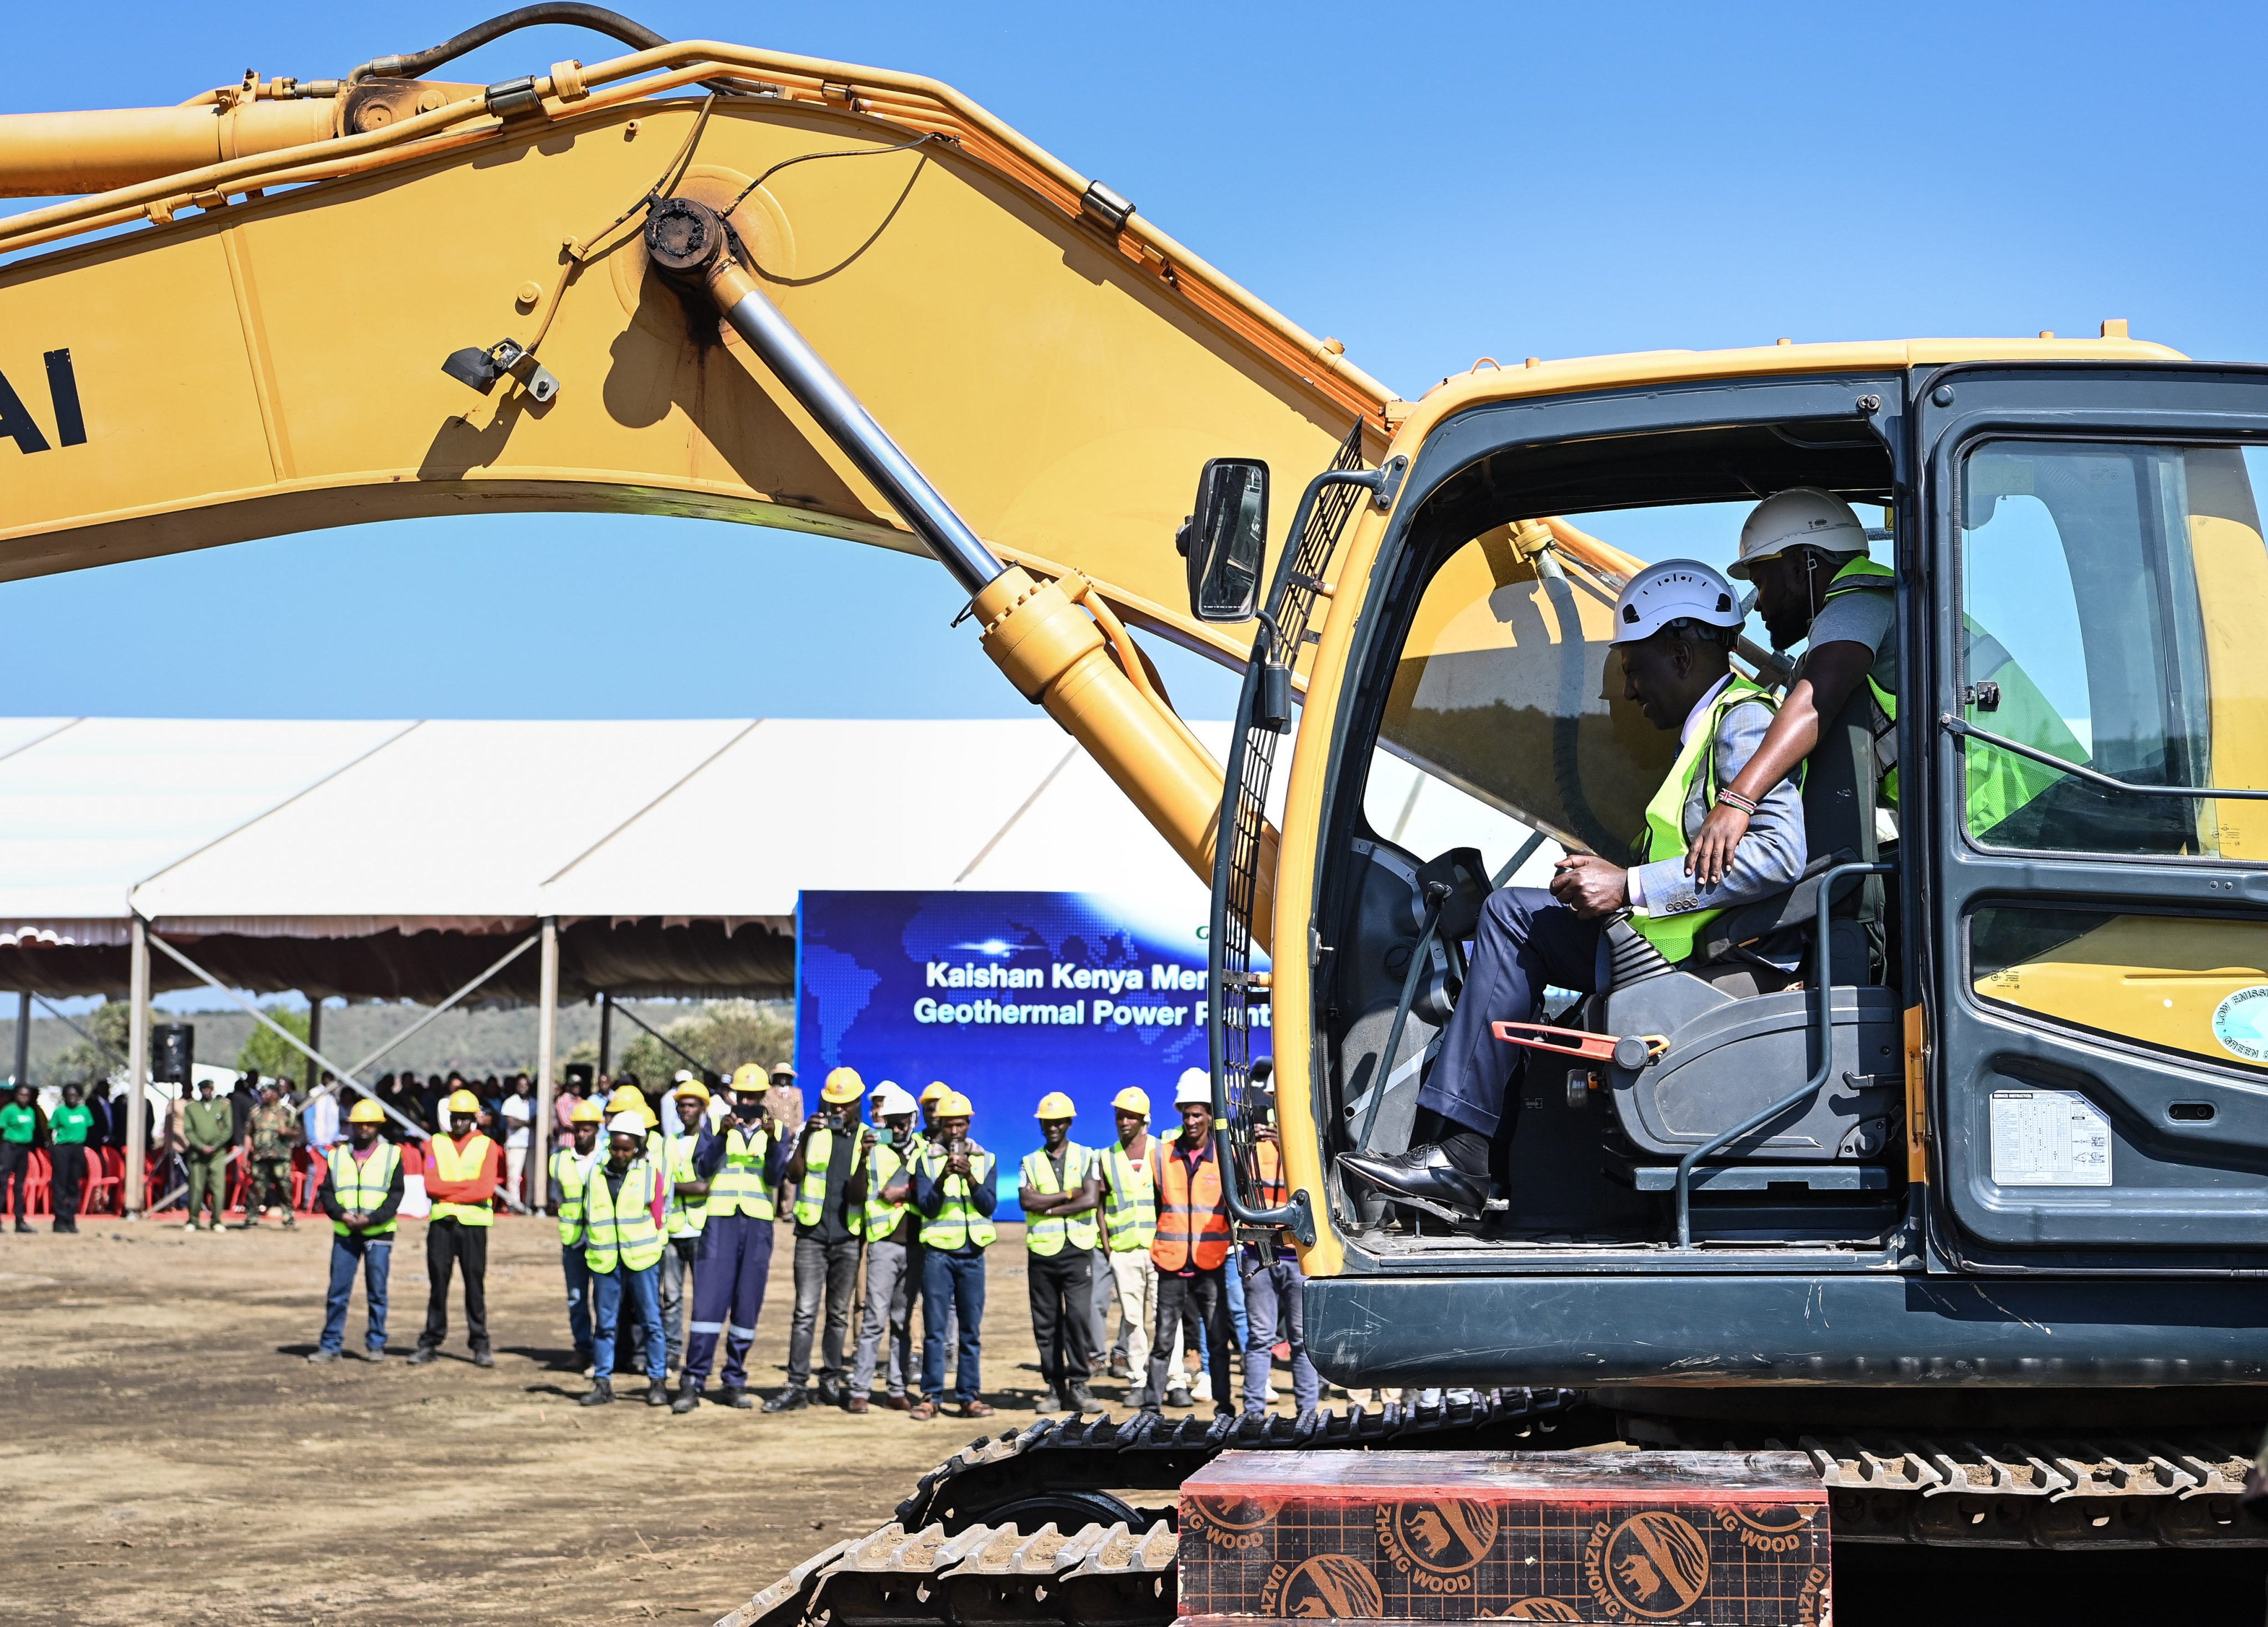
[863,1137,915,1240]
[1101,1140,1157,1252]
[582,1157,665,1274]
[703,1123,776,1221]
[665,1135,709,1239]
[551,1145,596,1245]
[1631,675,1780,965]
[1021,1142,1100,1255]
[793,1125,865,1237]
[426,1131,499,1228]
[917,1144,997,1251]
[326,1142,400,1238]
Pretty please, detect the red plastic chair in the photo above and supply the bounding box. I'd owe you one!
[80,1147,120,1215]
[25,1149,50,1216]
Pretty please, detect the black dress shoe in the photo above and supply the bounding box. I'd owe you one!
[762,1386,809,1414]
[1339,1144,1488,1215]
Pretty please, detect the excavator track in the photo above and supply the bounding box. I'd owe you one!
[894,1390,1587,1533]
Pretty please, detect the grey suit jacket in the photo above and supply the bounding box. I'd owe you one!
[1629,692,1807,920]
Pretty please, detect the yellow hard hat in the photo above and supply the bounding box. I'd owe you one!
[1111,1087,1151,1116]
[347,1098,386,1125]
[919,1081,950,1104]
[569,1099,604,1124]
[821,1066,865,1105]
[731,1062,768,1092]
[672,1078,712,1104]
[606,1084,646,1114]
[445,1088,481,1115]
[1035,1090,1076,1120]
[937,1091,974,1119]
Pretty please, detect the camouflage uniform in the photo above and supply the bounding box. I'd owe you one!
[243,1100,301,1225]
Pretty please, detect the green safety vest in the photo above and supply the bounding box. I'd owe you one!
[1821,554,2086,838]
[426,1131,498,1228]
[916,1143,996,1251]
[1101,1141,1158,1252]
[582,1157,666,1274]
[551,1145,593,1245]
[703,1123,776,1221]
[1021,1142,1101,1255]
[862,1137,916,1240]
[1632,673,1781,964]
[665,1135,709,1238]
[793,1126,865,1237]
[326,1141,401,1238]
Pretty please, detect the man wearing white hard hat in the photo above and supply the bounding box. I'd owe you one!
[846,1082,923,1413]
[1343,559,1807,1217]
[1143,1068,1237,1417]
[1094,1085,1162,1398]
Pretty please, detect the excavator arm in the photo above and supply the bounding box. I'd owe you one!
[0,17,1406,924]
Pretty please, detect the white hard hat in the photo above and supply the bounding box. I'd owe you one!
[873,1084,919,1118]
[1729,487,1868,579]
[1609,559,1744,645]
[1174,1067,1212,1108]
[672,1069,697,1084]
[605,1111,647,1137]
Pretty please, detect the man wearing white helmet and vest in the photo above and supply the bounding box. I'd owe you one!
[409,1087,506,1367]
[846,1082,923,1413]
[768,1066,871,1412]
[579,1110,671,1407]
[551,1097,606,1373]
[1144,1068,1237,1417]
[1343,559,1808,1217]
[909,1089,998,1420]
[675,1064,784,1413]
[1688,486,2081,883]
[1020,1091,1106,1416]
[308,1098,405,1362]
[1094,1085,1160,1397]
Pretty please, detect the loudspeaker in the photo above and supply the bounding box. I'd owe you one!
[153,1022,194,1084]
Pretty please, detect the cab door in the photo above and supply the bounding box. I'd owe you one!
[1921,364,2268,1264]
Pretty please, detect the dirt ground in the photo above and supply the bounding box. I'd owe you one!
[0,1214,1215,1627]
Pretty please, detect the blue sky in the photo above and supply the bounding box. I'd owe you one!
[6,2,2266,721]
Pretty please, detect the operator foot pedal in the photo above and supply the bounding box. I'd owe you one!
[1395,1191,1508,1233]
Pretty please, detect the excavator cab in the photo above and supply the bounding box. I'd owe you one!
[1231,358,2268,1323]
[1289,371,1907,1249]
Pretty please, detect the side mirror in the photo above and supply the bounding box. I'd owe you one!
[1175,458,1269,622]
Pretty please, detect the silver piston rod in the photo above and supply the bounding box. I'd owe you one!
[643,195,1009,599]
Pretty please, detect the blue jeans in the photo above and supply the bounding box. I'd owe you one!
[562,1244,593,1356]
[320,1233,392,1355]
[920,1247,986,1404]
[591,1262,665,1384]
[1241,1252,1319,1415]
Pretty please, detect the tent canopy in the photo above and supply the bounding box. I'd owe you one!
[0,715,1524,1003]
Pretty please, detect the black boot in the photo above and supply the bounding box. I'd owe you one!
[762,1386,809,1413]
[1068,1384,1105,1415]
[671,1383,702,1415]
[645,1378,670,1407]
[579,1377,614,1407]
[718,1385,754,1410]
[405,1345,439,1366]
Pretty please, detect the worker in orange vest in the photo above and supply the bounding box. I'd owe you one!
[1141,1068,1235,1418]
[408,1088,505,1368]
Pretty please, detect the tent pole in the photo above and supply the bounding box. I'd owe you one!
[534,917,558,1209]
[126,919,150,1216]
[304,995,322,1098]
[12,990,27,1088]
[597,991,612,1078]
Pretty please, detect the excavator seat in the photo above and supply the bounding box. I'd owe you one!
[1590,688,1900,1171]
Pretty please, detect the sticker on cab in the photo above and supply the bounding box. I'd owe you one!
[2211,986,2268,1064]
[1989,1090,2111,1187]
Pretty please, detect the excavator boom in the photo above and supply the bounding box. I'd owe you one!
[0,34,1388,667]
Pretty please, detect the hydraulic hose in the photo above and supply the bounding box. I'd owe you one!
[346,4,758,96]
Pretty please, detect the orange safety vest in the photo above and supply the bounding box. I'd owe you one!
[1150,1135,1231,1273]
[1253,1139,1287,1208]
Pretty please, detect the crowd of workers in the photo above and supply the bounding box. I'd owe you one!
[312,1058,1321,1420]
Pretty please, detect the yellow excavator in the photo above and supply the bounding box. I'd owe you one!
[8,8,2268,1614]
